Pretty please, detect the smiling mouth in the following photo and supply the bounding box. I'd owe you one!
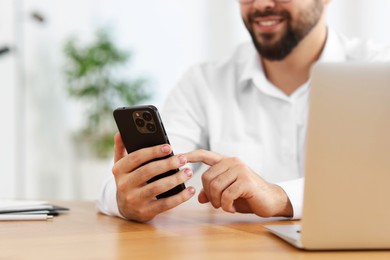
[257,19,283,27]
[251,16,286,35]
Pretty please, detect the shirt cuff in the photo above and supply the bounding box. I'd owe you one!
[276,177,304,219]
[96,177,125,219]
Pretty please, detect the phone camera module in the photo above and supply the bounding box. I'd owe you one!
[133,110,157,134]
[146,123,156,132]
[135,118,145,127]
[142,112,152,121]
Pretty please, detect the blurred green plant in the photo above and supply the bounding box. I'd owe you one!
[63,28,151,158]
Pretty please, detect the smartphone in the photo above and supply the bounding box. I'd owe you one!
[113,105,185,199]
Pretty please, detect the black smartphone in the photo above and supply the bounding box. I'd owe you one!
[113,105,186,199]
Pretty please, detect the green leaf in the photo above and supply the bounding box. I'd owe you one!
[63,27,152,158]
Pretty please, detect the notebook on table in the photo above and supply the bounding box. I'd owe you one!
[265,63,390,250]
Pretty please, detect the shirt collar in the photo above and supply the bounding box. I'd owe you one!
[238,47,289,100]
[237,28,347,101]
[238,44,261,89]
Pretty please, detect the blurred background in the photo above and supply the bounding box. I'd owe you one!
[1,0,390,201]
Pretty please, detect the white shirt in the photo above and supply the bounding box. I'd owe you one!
[96,29,390,219]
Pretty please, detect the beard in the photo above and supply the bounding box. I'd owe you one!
[243,1,324,61]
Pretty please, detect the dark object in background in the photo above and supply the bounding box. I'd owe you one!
[31,11,46,24]
[0,46,10,57]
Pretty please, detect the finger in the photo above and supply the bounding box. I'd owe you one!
[113,144,172,178]
[148,186,196,215]
[221,182,244,213]
[198,189,209,204]
[139,168,193,199]
[184,149,224,166]
[114,132,127,163]
[208,169,237,209]
[200,160,230,206]
[131,154,187,186]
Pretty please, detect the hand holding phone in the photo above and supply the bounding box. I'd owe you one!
[112,105,195,222]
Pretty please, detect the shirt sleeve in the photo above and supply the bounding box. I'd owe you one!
[276,177,304,219]
[95,161,125,218]
[161,65,209,154]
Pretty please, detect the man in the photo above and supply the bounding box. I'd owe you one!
[97,0,388,222]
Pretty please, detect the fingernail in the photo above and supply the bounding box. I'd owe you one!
[184,168,192,177]
[188,187,195,195]
[161,145,170,153]
[178,155,187,165]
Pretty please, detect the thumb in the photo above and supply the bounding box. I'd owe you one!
[198,189,210,204]
[114,132,127,162]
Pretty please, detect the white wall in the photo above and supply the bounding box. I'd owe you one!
[0,0,17,199]
[1,0,389,200]
[327,0,390,44]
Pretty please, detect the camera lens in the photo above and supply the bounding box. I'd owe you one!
[142,112,152,121]
[146,123,156,132]
[135,118,145,127]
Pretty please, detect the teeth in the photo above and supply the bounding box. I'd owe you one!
[258,20,278,27]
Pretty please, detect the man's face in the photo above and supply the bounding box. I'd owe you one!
[241,0,325,61]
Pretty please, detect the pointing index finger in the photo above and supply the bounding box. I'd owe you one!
[184,149,224,166]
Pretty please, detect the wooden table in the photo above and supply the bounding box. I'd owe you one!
[0,201,389,259]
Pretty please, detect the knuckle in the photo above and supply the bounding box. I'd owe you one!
[153,145,165,157]
[117,179,128,194]
[221,191,231,202]
[229,157,242,165]
[168,156,178,167]
[132,205,152,220]
[201,171,211,183]
[175,171,186,183]
[144,159,173,179]
[158,199,172,212]
[172,154,184,167]
[112,165,119,177]
[210,179,220,191]
[197,149,206,155]
[125,194,138,206]
[120,195,157,222]
[165,178,177,190]
[148,184,162,197]
[133,211,149,222]
[167,157,177,169]
[163,174,183,192]
[163,191,188,211]
[199,149,210,158]
[128,152,143,167]
[173,192,190,206]
[135,207,146,218]
[223,187,235,200]
[140,164,156,180]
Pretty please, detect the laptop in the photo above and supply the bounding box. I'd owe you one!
[265,62,390,250]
